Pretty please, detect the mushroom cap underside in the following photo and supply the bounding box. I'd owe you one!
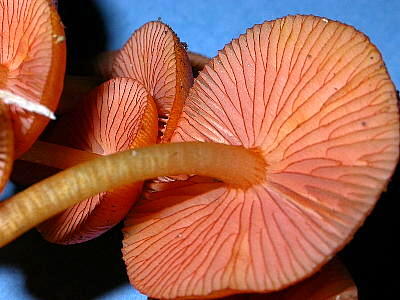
[38,77,158,244]
[0,0,66,156]
[112,21,193,141]
[122,15,399,299]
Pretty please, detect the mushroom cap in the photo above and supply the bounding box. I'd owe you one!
[112,21,193,141]
[122,15,399,298]
[37,78,158,244]
[0,0,66,156]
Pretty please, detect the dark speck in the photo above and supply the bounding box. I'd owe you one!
[361,121,367,127]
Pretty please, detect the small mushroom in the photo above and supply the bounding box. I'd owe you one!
[0,0,66,157]
[112,21,193,141]
[36,77,158,244]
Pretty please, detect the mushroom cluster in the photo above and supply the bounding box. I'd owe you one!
[0,1,399,299]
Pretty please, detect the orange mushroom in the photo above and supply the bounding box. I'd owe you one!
[121,15,399,298]
[0,14,398,299]
[34,78,157,244]
[112,21,193,141]
[0,0,66,157]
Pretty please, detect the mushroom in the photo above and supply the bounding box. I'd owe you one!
[112,21,193,142]
[0,14,398,299]
[63,20,193,141]
[121,15,399,298]
[33,77,158,244]
[0,0,66,157]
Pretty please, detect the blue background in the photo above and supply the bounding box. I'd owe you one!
[1,0,399,299]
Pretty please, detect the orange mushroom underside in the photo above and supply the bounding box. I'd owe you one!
[0,0,66,157]
[112,21,193,142]
[122,15,399,299]
[38,78,158,244]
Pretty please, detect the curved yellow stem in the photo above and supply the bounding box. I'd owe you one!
[0,142,266,247]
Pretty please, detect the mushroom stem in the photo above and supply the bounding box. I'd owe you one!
[19,140,100,169]
[0,142,266,246]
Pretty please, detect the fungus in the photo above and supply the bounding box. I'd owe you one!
[29,78,158,244]
[0,15,398,299]
[0,0,66,157]
[112,21,193,141]
[121,15,399,298]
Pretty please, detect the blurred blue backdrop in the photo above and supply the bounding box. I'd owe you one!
[1,0,399,299]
